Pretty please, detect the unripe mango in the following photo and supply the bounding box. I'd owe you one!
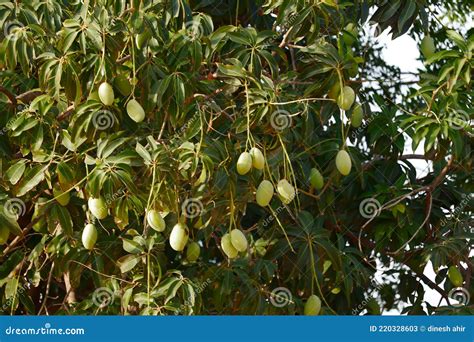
[337,86,355,110]
[448,266,463,287]
[88,197,108,220]
[126,99,145,123]
[169,223,189,251]
[230,229,248,252]
[147,209,165,232]
[351,104,363,128]
[309,168,324,190]
[82,223,98,250]
[236,152,252,175]
[98,82,114,106]
[249,147,265,170]
[304,294,321,315]
[420,35,436,59]
[256,180,274,207]
[221,233,238,258]
[186,241,200,262]
[277,179,296,204]
[335,150,352,176]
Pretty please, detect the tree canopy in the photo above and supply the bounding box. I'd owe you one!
[0,0,472,315]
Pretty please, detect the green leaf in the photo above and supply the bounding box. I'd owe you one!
[0,210,23,236]
[63,29,79,52]
[217,63,245,78]
[16,165,47,197]
[57,162,75,187]
[446,30,466,49]
[397,1,416,33]
[426,50,459,65]
[5,277,19,299]
[50,205,73,236]
[0,250,23,279]
[19,290,36,314]
[122,238,143,254]
[5,160,27,185]
[165,279,183,304]
[121,287,134,313]
[117,254,140,273]
[135,143,152,164]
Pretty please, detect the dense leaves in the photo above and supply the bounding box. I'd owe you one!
[0,0,472,315]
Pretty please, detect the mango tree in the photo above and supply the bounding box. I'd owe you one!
[0,0,472,315]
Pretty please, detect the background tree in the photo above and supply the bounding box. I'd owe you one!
[0,0,472,315]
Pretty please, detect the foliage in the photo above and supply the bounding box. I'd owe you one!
[0,0,472,315]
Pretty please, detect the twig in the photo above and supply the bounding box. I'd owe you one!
[38,261,55,315]
[63,271,76,304]
[57,105,75,121]
[391,193,432,254]
[68,260,135,284]
[1,215,43,258]
[269,97,334,105]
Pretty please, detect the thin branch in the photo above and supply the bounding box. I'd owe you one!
[1,215,43,259]
[63,271,76,304]
[0,86,17,106]
[391,193,432,254]
[38,261,55,315]
[269,97,334,106]
[57,105,75,121]
[68,260,135,284]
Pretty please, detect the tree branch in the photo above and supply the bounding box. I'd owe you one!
[1,215,43,259]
